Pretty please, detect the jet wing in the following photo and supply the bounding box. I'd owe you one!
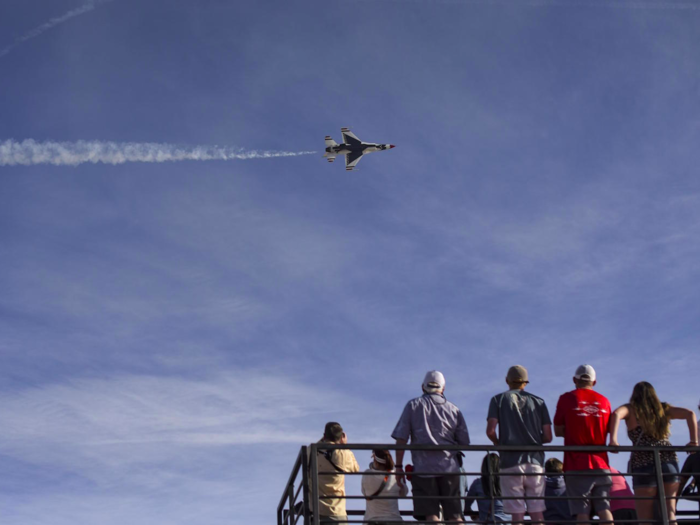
[341,128,362,146]
[345,151,363,171]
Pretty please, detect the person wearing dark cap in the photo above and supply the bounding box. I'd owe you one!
[553,365,613,525]
[486,365,552,525]
[312,422,360,523]
[392,370,471,523]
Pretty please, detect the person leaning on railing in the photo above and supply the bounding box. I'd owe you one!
[678,398,700,499]
[553,364,614,525]
[464,453,509,524]
[608,382,698,525]
[391,370,471,523]
[607,467,637,524]
[361,449,408,524]
[312,422,360,523]
[486,365,553,525]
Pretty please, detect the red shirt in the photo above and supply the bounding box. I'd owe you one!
[553,389,611,471]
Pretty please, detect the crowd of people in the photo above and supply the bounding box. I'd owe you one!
[312,365,699,525]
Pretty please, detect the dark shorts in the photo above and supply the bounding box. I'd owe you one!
[412,475,463,519]
[612,508,638,522]
[631,461,680,488]
[566,470,612,515]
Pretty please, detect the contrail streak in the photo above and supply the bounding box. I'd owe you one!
[0,0,114,59]
[0,139,316,167]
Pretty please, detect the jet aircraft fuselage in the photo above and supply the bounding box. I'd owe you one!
[324,128,395,171]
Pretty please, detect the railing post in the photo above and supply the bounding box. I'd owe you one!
[654,449,670,525]
[301,446,310,525]
[487,453,496,524]
[287,483,295,525]
[311,444,320,525]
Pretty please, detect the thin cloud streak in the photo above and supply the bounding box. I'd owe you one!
[0,0,115,59]
[0,139,316,166]
[352,0,700,10]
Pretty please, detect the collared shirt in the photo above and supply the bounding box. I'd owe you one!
[311,440,360,517]
[391,393,470,474]
[487,389,551,468]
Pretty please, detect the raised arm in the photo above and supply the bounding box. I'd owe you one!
[608,404,630,448]
[667,406,699,446]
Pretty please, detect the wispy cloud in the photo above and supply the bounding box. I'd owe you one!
[0,139,315,166]
[0,0,115,59]
[353,0,700,10]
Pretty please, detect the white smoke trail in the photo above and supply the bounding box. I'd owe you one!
[0,0,114,59]
[0,139,316,167]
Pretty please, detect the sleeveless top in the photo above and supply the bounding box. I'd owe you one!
[628,426,678,468]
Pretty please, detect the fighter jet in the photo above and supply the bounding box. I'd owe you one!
[324,128,395,171]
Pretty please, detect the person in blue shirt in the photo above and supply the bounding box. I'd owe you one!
[465,453,509,524]
[543,458,573,525]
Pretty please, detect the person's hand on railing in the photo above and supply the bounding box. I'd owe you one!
[685,440,698,453]
[608,437,620,453]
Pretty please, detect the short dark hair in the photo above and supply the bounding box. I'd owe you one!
[575,378,594,388]
[324,422,344,442]
[545,458,564,474]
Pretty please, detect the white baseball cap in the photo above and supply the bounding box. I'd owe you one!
[423,370,446,393]
[574,364,596,382]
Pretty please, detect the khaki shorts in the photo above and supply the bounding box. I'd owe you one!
[500,463,546,514]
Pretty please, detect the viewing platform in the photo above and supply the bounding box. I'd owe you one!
[278,443,700,525]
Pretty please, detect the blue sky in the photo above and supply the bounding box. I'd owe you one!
[2,0,700,523]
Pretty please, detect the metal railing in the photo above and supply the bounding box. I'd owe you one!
[278,444,700,525]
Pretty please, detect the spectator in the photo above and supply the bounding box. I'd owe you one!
[465,453,509,524]
[392,370,471,523]
[544,458,573,525]
[553,364,614,525]
[609,382,698,525]
[362,449,408,524]
[313,422,360,523]
[608,468,637,524]
[486,365,553,525]
[678,398,700,498]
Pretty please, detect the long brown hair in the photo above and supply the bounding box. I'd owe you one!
[372,449,395,471]
[630,381,671,441]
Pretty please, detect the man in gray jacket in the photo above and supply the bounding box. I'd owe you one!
[392,371,471,523]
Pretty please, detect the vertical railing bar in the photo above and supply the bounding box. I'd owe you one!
[301,446,310,525]
[311,444,320,525]
[487,453,496,523]
[654,449,670,525]
[288,482,295,525]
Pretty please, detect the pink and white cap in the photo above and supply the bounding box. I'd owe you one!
[423,370,446,393]
[574,364,596,382]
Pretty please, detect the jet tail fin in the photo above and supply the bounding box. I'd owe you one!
[325,136,338,148]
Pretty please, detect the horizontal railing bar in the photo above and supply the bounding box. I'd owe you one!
[318,470,674,476]
[320,494,660,500]
[341,510,700,517]
[317,442,700,452]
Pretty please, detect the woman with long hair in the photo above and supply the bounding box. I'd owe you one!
[362,449,408,524]
[465,453,508,523]
[609,382,698,525]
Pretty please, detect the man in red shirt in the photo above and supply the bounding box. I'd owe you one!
[553,365,613,524]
